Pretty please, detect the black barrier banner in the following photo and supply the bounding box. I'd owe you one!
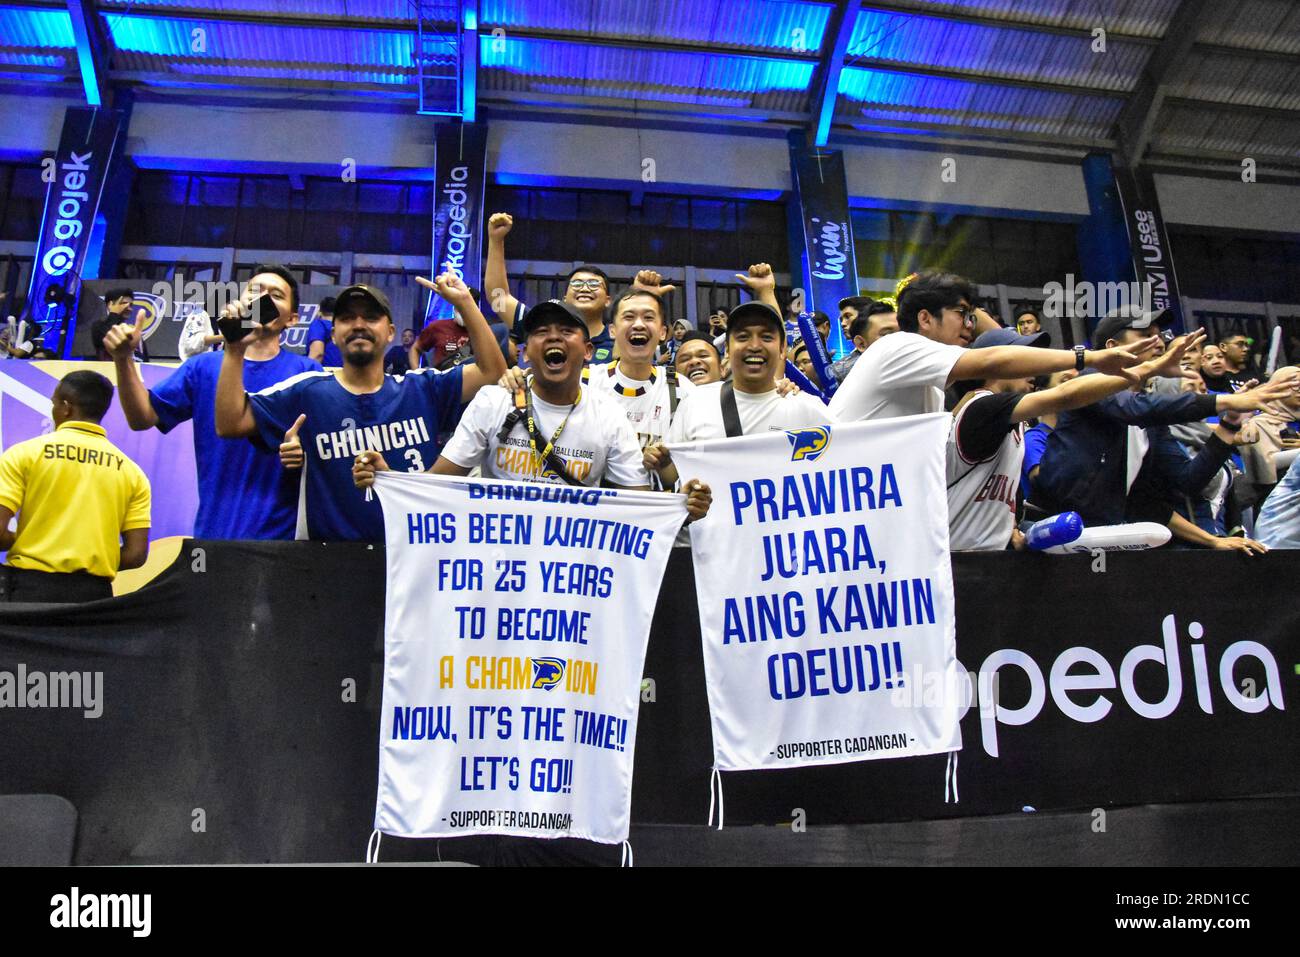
[1113,165,1185,331]
[27,108,126,348]
[0,545,1296,863]
[790,143,856,363]
[426,122,487,323]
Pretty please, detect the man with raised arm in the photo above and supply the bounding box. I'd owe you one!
[216,273,506,542]
[829,270,1150,422]
[107,264,320,540]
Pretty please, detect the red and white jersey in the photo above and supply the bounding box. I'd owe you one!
[946,390,1026,551]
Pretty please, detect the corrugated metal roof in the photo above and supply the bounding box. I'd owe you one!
[845,7,1146,92]
[862,0,1178,38]
[105,14,420,71]
[0,6,76,50]
[1196,0,1300,56]
[838,65,1121,138]
[1168,49,1300,112]
[480,0,831,54]
[1151,101,1300,157]
[479,33,815,112]
[97,0,427,22]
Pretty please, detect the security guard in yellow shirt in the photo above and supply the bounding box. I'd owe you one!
[0,370,151,603]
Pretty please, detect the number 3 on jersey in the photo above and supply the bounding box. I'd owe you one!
[404,448,426,472]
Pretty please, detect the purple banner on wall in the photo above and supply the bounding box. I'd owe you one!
[0,361,198,539]
[426,122,488,322]
[27,108,127,353]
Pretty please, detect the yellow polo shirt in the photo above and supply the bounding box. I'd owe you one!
[0,421,151,578]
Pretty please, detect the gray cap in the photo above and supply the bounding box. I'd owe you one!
[1091,305,1168,347]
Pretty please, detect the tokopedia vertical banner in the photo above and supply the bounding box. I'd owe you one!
[27,107,127,347]
[670,416,962,772]
[789,139,857,364]
[370,471,687,844]
[1112,164,1185,332]
[425,122,488,323]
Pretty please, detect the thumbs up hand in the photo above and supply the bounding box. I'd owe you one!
[103,309,145,359]
[279,413,307,470]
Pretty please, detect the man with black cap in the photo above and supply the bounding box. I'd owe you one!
[215,271,507,542]
[1033,305,1300,531]
[643,303,832,488]
[947,326,1203,551]
[351,299,713,520]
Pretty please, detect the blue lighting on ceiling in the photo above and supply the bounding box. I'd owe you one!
[0,6,76,48]
[480,0,831,54]
[479,34,814,93]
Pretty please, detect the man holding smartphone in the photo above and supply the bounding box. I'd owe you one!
[108,264,320,540]
[216,272,507,542]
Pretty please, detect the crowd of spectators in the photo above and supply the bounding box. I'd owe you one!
[2,210,1299,601]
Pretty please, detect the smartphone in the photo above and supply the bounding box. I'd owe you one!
[219,292,278,342]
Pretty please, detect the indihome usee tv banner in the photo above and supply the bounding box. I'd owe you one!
[671,415,961,771]
[370,471,686,843]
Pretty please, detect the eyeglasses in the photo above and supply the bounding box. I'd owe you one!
[949,307,976,328]
[568,278,605,291]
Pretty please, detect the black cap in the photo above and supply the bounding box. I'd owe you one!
[334,285,393,320]
[726,301,785,340]
[1092,305,1168,347]
[520,299,590,340]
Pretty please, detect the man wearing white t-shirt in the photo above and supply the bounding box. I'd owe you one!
[644,301,832,486]
[828,270,1154,423]
[353,299,713,518]
[583,288,694,449]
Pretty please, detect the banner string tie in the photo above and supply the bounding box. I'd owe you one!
[621,840,634,868]
[365,828,382,863]
[943,751,961,804]
[707,766,725,830]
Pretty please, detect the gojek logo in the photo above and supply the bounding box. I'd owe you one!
[42,246,76,277]
[961,615,1285,757]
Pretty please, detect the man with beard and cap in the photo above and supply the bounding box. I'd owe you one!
[483,212,616,365]
[643,302,832,487]
[352,299,714,521]
[947,326,1204,551]
[215,272,507,542]
[108,263,321,541]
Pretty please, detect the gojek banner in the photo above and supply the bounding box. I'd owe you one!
[370,471,686,843]
[670,414,962,771]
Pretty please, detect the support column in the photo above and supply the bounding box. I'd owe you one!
[426,122,488,323]
[787,129,857,365]
[28,104,132,355]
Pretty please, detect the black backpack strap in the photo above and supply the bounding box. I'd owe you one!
[720,382,743,438]
[666,367,679,416]
[496,387,528,444]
